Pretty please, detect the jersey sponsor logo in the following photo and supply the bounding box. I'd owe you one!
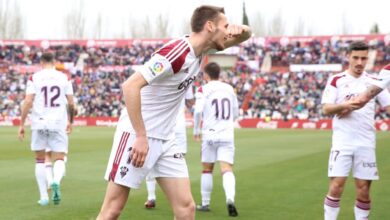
[151,61,165,75]
[178,76,196,90]
[173,153,185,159]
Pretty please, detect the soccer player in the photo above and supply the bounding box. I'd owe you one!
[18,52,75,206]
[321,41,390,220]
[144,88,195,209]
[96,5,251,220]
[193,62,239,217]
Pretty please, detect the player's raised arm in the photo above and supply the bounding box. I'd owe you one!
[223,24,252,49]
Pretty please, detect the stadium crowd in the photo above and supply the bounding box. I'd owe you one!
[1,38,390,120]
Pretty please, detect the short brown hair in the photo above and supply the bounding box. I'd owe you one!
[191,5,225,33]
[40,52,55,63]
[204,62,221,79]
[348,41,368,53]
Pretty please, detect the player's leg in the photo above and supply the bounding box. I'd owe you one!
[144,175,157,209]
[49,130,68,205]
[197,139,217,211]
[217,141,238,217]
[352,147,378,220]
[31,130,49,206]
[44,150,53,189]
[157,177,195,220]
[324,149,352,220]
[99,130,159,219]
[35,150,49,206]
[154,138,195,219]
[353,179,372,220]
[97,181,131,220]
[198,163,214,211]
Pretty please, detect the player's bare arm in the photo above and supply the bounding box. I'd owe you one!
[223,24,251,49]
[122,72,149,168]
[66,95,75,134]
[322,101,360,116]
[18,94,34,141]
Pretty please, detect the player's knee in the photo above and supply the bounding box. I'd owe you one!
[356,185,370,200]
[329,182,344,196]
[174,199,195,220]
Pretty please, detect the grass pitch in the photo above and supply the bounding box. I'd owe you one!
[0,127,389,219]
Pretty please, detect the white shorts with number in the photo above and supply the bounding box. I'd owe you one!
[104,130,189,189]
[201,139,235,164]
[31,129,68,153]
[328,147,378,180]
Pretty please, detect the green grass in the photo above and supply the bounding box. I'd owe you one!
[0,127,389,219]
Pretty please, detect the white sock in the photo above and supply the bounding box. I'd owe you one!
[222,171,235,203]
[354,199,370,220]
[201,172,213,206]
[45,161,53,187]
[146,179,156,201]
[324,195,340,220]
[53,159,65,184]
[35,159,48,200]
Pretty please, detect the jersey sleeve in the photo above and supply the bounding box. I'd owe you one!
[65,80,74,95]
[194,88,205,114]
[138,53,173,84]
[232,91,239,120]
[25,76,35,95]
[376,87,390,107]
[372,65,390,89]
[321,77,337,104]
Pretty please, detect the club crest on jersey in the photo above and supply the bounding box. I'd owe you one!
[120,166,129,178]
[151,61,165,75]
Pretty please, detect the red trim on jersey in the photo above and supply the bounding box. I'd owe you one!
[109,132,130,181]
[330,75,346,88]
[156,39,190,74]
[171,47,190,74]
[156,39,183,57]
[28,74,34,82]
[198,86,203,93]
[384,64,390,70]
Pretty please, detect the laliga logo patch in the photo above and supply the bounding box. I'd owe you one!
[151,61,164,75]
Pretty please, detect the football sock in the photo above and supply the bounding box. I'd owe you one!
[35,159,48,200]
[222,171,236,203]
[45,161,53,187]
[53,159,65,184]
[354,199,370,220]
[201,171,213,206]
[146,179,156,201]
[324,195,340,220]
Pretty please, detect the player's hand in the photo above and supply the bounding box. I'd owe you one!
[227,24,246,38]
[193,134,201,142]
[18,126,25,141]
[130,135,149,168]
[66,122,72,134]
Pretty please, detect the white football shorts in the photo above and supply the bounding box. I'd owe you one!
[104,130,189,189]
[328,147,378,180]
[201,139,235,164]
[31,129,68,153]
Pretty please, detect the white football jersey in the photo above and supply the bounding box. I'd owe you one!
[371,64,390,89]
[117,37,202,140]
[26,68,73,130]
[321,71,390,148]
[194,81,239,141]
[175,87,194,134]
